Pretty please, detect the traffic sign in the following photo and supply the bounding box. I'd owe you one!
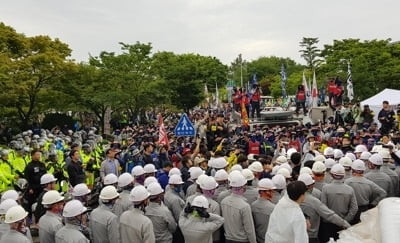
[174,113,195,137]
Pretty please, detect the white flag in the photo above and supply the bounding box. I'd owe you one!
[312,71,318,108]
[347,62,354,102]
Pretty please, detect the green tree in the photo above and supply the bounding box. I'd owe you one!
[299,37,322,70]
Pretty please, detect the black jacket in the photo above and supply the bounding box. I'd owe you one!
[24,160,46,192]
[67,160,85,187]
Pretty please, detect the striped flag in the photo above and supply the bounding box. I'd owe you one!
[158,114,169,147]
[312,70,318,107]
[215,82,219,108]
[347,62,354,102]
[280,64,287,98]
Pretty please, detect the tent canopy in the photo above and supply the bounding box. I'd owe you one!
[361,88,400,107]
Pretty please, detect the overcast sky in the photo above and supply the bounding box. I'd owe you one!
[1,0,399,65]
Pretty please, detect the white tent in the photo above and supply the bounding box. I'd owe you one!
[360,88,400,125]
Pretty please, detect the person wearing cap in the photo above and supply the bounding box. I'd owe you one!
[24,149,46,215]
[265,181,308,243]
[132,165,146,186]
[100,149,121,181]
[34,173,58,224]
[119,185,155,243]
[271,174,286,204]
[298,174,350,242]
[379,150,399,196]
[0,199,18,238]
[145,182,176,243]
[0,205,30,243]
[320,164,357,241]
[89,186,120,243]
[251,178,275,243]
[344,159,386,224]
[179,195,224,243]
[365,153,394,197]
[116,173,134,214]
[55,200,90,243]
[38,190,64,243]
[312,161,327,191]
[221,171,256,243]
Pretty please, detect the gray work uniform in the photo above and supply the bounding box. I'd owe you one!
[251,197,275,243]
[55,223,90,243]
[216,189,230,204]
[0,223,8,239]
[321,180,358,223]
[179,212,224,243]
[324,172,333,184]
[381,163,399,196]
[89,204,120,243]
[344,176,387,207]
[271,190,284,204]
[314,180,326,191]
[0,229,31,243]
[39,211,63,243]
[186,183,197,199]
[205,195,221,242]
[242,185,258,205]
[119,207,155,243]
[145,202,177,243]
[113,190,131,217]
[213,183,228,201]
[164,188,186,223]
[301,192,350,239]
[221,193,257,243]
[311,187,321,200]
[365,169,394,197]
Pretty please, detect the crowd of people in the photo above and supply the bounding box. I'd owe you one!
[0,99,399,243]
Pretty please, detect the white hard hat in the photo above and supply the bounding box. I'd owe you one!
[331,164,345,176]
[189,167,204,180]
[100,186,119,200]
[339,157,352,167]
[71,183,91,197]
[199,176,218,190]
[4,205,28,224]
[247,153,256,161]
[300,167,313,176]
[280,163,293,174]
[354,145,368,153]
[272,174,286,190]
[371,145,382,153]
[369,153,383,166]
[213,157,228,169]
[1,190,19,202]
[378,150,391,161]
[351,159,366,171]
[345,153,356,162]
[277,167,291,179]
[168,174,184,185]
[214,169,229,181]
[228,170,247,187]
[298,173,315,186]
[271,165,280,176]
[312,161,327,173]
[360,151,372,161]
[40,173,57,185]
[333,149,344,159]
[229,164,243,172]
[0,199,17,215]
[314,155,326,162]
[131,165,145,177]
[248,161,263,173]
[104,173,118,185]
[191,195,209,209]
[324,158,337,169]
[62,200,87,218]
[196,174,209,186]
[147,182,164,196]
[144,176,158,188]
[168,168,182,177]
[242,169,255,181]
[129,185,150,202]
[42,190,64,205]
[118,173,134,188]
[286,148,297,160]
[257,178,276,190]
[144,164,157,174]
[275,155,287,165]
[324,147,334,157]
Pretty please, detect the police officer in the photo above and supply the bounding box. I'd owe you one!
[221,171,256,243]
[179,195,224,243]
[365,154,394,197]
[251,178,275,243]
[55,200,90,243]
[0,150,14,192]
[320,164,358,241]
[298,174,350,243]
[0,205,30,243]
[145,182,177,243]
[38,190,64,243]
[119,185,155,243]
[344,160,387,224]
[90,186,120,243]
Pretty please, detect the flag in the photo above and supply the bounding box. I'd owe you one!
[204,83,209,103]
[215,82,219,107]
[311,70,318,107]
[158,114,169,147]
[302,71,309,94]
[240,98,249,127]
[280,64,287,98]
[251,73,257,87]
[347,62,354,102]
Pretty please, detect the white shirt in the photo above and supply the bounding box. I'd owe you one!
[265,195,308,243]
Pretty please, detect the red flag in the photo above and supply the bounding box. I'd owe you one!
[158,114,169,147]
[240,97,250,127]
